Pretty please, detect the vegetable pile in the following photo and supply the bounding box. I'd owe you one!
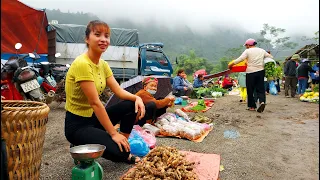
[300,91,319,103]
[122,146,198,180]
[190,100,206,111]
[192,86,227,99]
[264,62,275,80]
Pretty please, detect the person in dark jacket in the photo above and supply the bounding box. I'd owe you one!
[284,54,300,98]
[172,69,192,97]
[297,59,316,96]
[310,62,319,91]
[193,74,204,88]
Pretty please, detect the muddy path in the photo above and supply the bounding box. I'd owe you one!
[40,92,319,180]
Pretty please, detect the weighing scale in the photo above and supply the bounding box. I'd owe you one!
[70,144,106,180]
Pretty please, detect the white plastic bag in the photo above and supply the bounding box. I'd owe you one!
[175,109,190,121]
[142,123,160,135]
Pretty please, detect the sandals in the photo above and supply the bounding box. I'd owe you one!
[257,103,266,113]
[126,155,140,164]
[246,107,256,111]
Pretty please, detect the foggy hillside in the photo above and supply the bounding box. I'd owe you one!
[46,9,315,62]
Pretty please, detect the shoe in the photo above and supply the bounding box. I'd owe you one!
[257,102,266,113]
[285,96,290,98]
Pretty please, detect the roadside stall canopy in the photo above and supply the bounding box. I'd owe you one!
[1,0,48,54]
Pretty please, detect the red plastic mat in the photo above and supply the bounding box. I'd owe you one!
[181,100,214,112]
[120,151,221,180]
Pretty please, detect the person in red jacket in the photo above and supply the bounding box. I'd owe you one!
[222,75,233,90]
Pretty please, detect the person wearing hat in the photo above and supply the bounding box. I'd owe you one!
[284,54,300,98]
[297,59,316,96]
[310,62,319,91]
[228,38,273,113]
[135,76,175,126]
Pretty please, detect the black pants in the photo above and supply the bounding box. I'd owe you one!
[65,100,139,162]
[173,89,192,97]
[246,70,266,108]
[222,84,233,89]
[285,76,298,97]
[137,101,167,126]
[276,79,281,92]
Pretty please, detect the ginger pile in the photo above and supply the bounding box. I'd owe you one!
[122,146,198,180]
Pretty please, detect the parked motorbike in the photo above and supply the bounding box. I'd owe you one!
[29,53,63,104]
[1,43,46,102]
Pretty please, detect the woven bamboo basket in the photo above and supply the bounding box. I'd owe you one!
[1,100,50,180]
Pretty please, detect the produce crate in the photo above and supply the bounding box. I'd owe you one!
[1,100,50,180]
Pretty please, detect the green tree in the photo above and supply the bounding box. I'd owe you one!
[175,50,215,77]
[258,23,298,58]
[301,31,319,43]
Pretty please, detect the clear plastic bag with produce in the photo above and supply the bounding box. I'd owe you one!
[181,127,202,140]
[160,124,179,136]
[175,109,190,121]
[157,117,170,126]
[142,123,160,135]
[158,113,177,122]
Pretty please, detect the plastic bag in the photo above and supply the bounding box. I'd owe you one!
[175,109,190,121]
[174,97,182,105]
[269,81,278,95]
[157,118,170,126]
[158,113,177,122]
[180,127,202,140]
[142,123,160,135]
[160,124,179,136]
[128,130,150,157]
[133,125,156,149]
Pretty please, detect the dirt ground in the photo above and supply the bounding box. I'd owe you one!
[40,91,319,180]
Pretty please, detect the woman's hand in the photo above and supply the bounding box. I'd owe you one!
[135,96,145,120]
[228,62,234,69]
[111,132,130,152]
[167,96,175,101]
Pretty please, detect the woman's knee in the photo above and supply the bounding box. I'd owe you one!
[145,101,156,109]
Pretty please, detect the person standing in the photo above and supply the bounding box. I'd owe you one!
[228,38,273,113]
[238,72,247,103]
[297,59,316,96]
[310,62,319,91]
[284,54,300,98]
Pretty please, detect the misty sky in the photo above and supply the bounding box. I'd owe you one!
[20,0,319,36]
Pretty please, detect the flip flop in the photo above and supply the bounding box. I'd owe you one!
[246,107,256,111]
[126,155,140,164]
[257,103,266,113]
